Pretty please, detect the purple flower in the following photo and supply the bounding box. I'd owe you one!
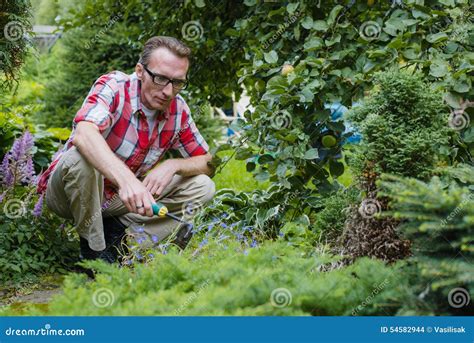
[20,155,35,184]
[220,223,228,228]
[135,252,143,260]
[159,243,169,255]
[32,194,44,217]
[136,236,146,245]
[2,131,36,188]
[199,238,208,248]
[59,223,66,231]
[11,131,33,161]
[151,235,159,243]
[133,225,145,233]
[10,136,25,161]
[250,239,258,248]
[1,154,13,187]
[22,131,34,153]
[148,253,155,259]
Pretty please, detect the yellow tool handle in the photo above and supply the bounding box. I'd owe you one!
[151,202,168,217]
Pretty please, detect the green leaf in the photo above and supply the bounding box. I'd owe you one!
[313,20,328,31]
[246,161,256,172]
[329,159,344,178]
[258,153,275,163]
[300,87,314,102]
[426,32,448,44]
[255,171,270,182]
[304,148,319,160]
[301,16,313,29]
[303,37,323,51]
[265,206,280,221]
[194,0,205,8]
[444,92,463,109]
[453,80,470,93]
[402,49,419,60]
[429,61,448,78]
[327,5,344,26]
[264,51,279,64]
[287,2,299,14]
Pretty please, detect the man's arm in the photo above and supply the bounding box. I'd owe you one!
[142,153,212,197]
[72,121,155,217]
[169,153,213,176]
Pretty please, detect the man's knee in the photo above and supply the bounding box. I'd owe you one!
[62,147,100,180]
[191,174,216,204]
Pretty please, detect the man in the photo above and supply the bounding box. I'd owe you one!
[37,36,215,263]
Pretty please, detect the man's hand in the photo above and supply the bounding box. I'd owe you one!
[73,121,155,217]
[118,177,156,217]
[142,159,178,197]
[142,153,212,198]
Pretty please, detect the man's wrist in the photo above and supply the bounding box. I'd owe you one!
[114,168,137,189]
[165,158,182,175]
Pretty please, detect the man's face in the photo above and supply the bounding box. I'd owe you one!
[135,47,189,111]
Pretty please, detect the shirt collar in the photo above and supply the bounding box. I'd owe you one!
[130,72,170,121]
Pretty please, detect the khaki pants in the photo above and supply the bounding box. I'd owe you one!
[45,147,216,251]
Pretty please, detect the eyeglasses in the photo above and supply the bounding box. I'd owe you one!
[142,64,188,90]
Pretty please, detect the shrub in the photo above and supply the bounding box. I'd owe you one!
[39,23,137,128]
[309,186,359,244]
[347,69,450,183]
[0,0,32,89]
[0,131,78,286]
[339,70,451,262]
[377,164,474,315]
[2,240,404,316]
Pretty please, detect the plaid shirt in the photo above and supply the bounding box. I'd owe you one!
[37,71,209,200]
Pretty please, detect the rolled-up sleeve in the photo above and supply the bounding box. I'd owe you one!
[173,103,209,158]
[74,74,119,133]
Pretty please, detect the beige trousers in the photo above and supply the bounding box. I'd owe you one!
[45,146,215,251]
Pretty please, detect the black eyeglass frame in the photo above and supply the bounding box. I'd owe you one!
[142,64,188,90]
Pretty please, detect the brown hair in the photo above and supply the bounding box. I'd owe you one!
[139,36,191,65]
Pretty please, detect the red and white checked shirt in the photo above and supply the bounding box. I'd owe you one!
[37,71,209,200]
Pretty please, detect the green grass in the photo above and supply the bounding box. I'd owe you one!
[213,151,353,191]
[212,152,269,192]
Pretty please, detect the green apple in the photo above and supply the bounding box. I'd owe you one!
[322,135,337,148]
